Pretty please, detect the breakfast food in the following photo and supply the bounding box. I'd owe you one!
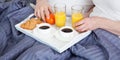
[20,18,42,30]
[45,13,55,25]
[21,23,26,29]
[31,18,42,24]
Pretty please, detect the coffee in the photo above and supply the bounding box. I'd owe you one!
[39,26,50,29]
[61,28,73,33]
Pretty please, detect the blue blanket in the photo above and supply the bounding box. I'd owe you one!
[0,0,120,60]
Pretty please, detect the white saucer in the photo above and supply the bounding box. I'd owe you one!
[33,24,56,38]
[54,30,79,42]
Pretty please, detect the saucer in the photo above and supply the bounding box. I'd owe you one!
[54,30,79,42]
[33,24,56,38]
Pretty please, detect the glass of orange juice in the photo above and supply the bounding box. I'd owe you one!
[54,3,66,27]
[71,5,83,27]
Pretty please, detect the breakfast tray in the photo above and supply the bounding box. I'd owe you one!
[15,14,91,53]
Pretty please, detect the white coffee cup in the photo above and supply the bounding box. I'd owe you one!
[59,26,75,38]
[34,23,52,35]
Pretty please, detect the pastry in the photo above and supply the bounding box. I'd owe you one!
[28,19,37,30]
[30,18,42,24]
[20,18,43,30]
[36,18,42,24]
[24,20,30,29]
[20,23,25,29]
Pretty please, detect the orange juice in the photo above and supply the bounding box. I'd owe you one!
[55,12,66,27]
[72,13,83,26]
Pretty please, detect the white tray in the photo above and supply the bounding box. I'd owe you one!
[15,14,91,53]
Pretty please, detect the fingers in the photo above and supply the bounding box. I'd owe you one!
[38,10,41,18]
[45,7,50,19]
[40,8,45,21]
[34,7,52,21]
[74,18,90,32]
[34,7,41,18]
[34,0,52,21]
[34,8,47,21]
[74,18,90,27]
[34,8,39,18]
[75,24,88,32]
[48,6,53,13]
[74,20,85,27]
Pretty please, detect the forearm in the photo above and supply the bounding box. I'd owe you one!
[100,20,120,36]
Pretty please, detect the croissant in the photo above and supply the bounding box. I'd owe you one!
[21,18,43,30]
[30,18,42,24]
[20,19,35,30]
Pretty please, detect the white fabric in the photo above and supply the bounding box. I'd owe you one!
[90,0,120,21]
[48,0,93,16]
[90,0,120,38]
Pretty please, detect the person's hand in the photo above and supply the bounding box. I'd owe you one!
[74,16,108,32]
[34,0,52,21]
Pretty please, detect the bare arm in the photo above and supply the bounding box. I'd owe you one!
[100,19,120,36]
[75,16,120,36]
[74,5,120,36]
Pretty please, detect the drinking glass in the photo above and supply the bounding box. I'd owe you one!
[71,5,83,27]
[54,3,66,27]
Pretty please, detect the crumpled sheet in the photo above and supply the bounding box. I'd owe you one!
[0,0,120,60]
[0,0,36,60]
